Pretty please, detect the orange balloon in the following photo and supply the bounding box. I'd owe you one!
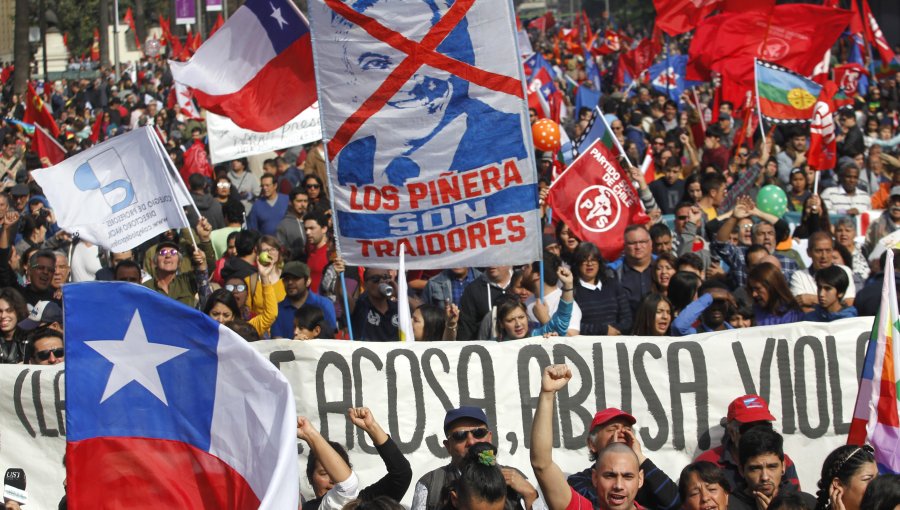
[532,119,561,152]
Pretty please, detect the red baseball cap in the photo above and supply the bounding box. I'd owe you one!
[727,395,776,423]
[590,408,636,431]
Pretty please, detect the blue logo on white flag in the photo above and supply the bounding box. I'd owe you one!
[73,149,136,217]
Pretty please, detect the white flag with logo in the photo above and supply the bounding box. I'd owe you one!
[33,127,192,252]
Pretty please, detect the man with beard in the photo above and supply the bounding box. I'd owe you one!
[729,427,814,510]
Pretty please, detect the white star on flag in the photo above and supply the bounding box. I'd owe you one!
[86,310,188,405]
[270,3,288,29]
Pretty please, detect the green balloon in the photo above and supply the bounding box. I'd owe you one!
[756,185,788,218]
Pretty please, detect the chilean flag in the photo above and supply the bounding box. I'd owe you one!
[65,282,299,508]
[169,0,316,132]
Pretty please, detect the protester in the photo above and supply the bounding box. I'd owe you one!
[859,475,900,510]
[679,462,731,510]
[443,443,507,510]
[411,406,541,510]
[731,427,816,510]
[350,268,399,341]
[0,287,27,363]
[532,364,644,510]
[297,416,359,510]
[631,293,673,336]
[572,242,632,336]
[802,266,858,322]
[247,173,289,236]
[493,266,573,340]
[456,266,515,341]
[25,325,64,365]
[747,263,803,326]
[814,445,877,510]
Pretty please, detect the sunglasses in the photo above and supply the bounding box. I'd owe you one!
[216,182,231,188]
[158,248,179,257]
[306,183,321,189]
[225,284,247,292]
[447,427,489,442]
[676,215,689,221]
[35,348,64,361]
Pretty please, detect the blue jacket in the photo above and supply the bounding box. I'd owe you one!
[803,305,858,322]
[270,292,337,339]
[672,293,734,336]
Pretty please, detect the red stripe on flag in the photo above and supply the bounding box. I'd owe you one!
[324,0,523,159]
[191,37,316,133]
[67,437,260,508]
[758,97,814,121]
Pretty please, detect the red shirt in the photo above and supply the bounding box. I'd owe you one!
[307,242,328,293]
[566,486,644,510]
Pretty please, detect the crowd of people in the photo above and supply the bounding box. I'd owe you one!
[286,374,900,510]
[0,8,899,509]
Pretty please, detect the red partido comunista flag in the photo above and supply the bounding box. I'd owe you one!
[834,63,869,97]
[808,81,840,171]
[24,83,60,138]
[548,139,649,261]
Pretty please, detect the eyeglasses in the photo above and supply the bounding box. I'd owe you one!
[225,284,247,292]
[447,427,489,442]
[158,248,179,257]
[580,258,599,265]
[306,183,321,189]
[30,264,55,273]
[35,348,64,361]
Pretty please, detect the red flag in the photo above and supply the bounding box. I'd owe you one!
[24,83,60,138]
[209,14,225,38]
[159,15,172,46]
[62,32,69,49]
[721,0,773,14]
[834,63,869,97]
[180,141,214,185]
[639,145,655,183]
[860,0,896,65]
[32,125,66,167]
[90,28,100,62]
[528,12,555,32]
[619,34,662,80]
[547,139,649,261]
[581,11,594,45]
[0,65,12,85]
[653,0,721,36]
[808,81,839,171]
[123,7,141,50]
[89,113,104,143]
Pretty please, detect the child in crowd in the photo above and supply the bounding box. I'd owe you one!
[803,265,858,322]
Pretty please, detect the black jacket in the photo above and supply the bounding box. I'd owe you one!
[456,274,514,341]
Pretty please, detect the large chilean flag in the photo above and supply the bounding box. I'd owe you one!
[64,282,299,508]
[169,0,316,132]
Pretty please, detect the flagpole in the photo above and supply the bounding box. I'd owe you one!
[596,107,634,168]
[692,88,706,132]
[754,59,767,143]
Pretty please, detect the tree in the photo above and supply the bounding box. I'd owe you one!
[12,0,30,94]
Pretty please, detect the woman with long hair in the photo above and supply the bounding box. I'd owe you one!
[668,271,702,316]
[304,174,331,214]
[572,243,631,335]
[652,253,677,296]
[412,303,459,341]
[555,221,580,267]
[815,445,877,510]
[747,262,803,325]
[0,287,29,364]
[631,293,673,336]
[493,267,574,340]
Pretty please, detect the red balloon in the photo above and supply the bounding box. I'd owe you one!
[532,119,561,152]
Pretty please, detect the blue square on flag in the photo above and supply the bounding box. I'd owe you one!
[65,282,219,450]
[244,0,307,54]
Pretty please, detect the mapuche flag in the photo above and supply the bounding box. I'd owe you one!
[755,60,821,124]
[548,139,649,262]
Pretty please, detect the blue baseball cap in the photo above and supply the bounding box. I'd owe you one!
[443,406,488,434]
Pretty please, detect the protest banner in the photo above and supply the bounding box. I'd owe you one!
[0,318,872,509]
[206,104,322,164]
[32,127,193,253]
[308,0,540,269]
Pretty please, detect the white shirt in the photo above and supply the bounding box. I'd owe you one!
[790,264,857,300]
[821,186,871,215]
